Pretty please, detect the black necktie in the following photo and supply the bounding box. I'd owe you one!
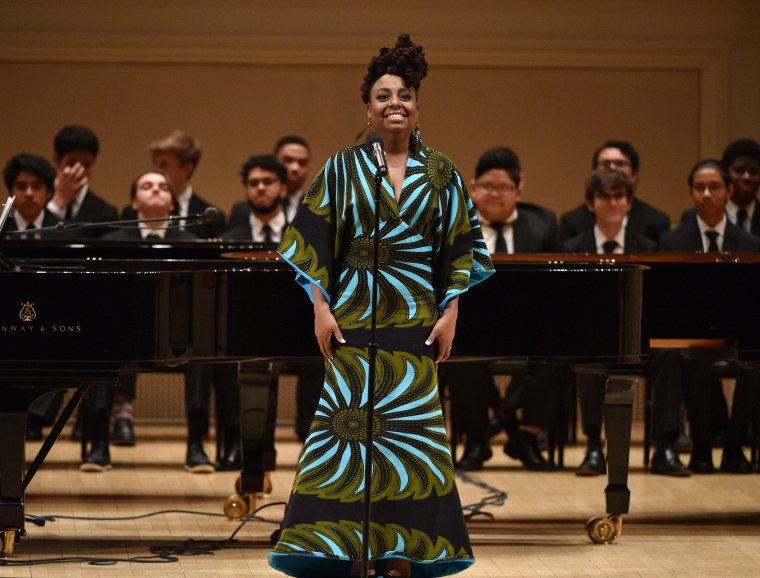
[65,204,74,221]
[491,222,508,254]
[25,223,36,231]
[737,209,748,230]
[602,240,618,254]
[262,224,273,243]
[705,230,719,252]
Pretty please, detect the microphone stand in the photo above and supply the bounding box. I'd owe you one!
[361,165,385,578]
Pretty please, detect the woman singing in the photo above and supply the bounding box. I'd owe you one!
[270,34,494,577]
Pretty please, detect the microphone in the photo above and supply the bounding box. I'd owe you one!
[365,132,388,176]
[200,206,219,223]
[6,207,220,236]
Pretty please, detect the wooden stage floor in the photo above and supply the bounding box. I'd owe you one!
[7,424,760,577]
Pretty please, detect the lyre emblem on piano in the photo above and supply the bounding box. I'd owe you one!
[19,302,36,322]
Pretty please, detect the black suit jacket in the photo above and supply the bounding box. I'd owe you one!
[562,229,657,254]
[511,208,559,252]
[8,209,74,239]
[681,200,760,239]
[221,223,253,241]
[658,214,760,252]
[121,191,227,239]
[69,188,119,239]
[558,197,670,243]
[102,226,199,241]
[228,201,251,230]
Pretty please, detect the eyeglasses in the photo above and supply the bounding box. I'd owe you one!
[248,178,280,188]
[594,191,628,203]
[475,182,517,196]
[598,160,631,170]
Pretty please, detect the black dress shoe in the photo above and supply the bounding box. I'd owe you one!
[688,449,715,474]
[111,417,136,446]
[504,430,556,471]
[720,448,754,474]
[186,442,215,473]
[650,445,691,476]
[457,442,493,471]
[80,441,111,472]
[576,447,606,476]
[215,442,242,471]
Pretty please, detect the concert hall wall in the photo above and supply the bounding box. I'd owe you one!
[0,1,758,226]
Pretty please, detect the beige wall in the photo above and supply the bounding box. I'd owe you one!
[0,0,758,224]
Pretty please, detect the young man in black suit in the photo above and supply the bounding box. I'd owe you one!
[680,139,760,238]
[659,159,760,474]
[227,140,322,444]
[558,140,670,244]
[83,171,200,472]
[3,154,74,439]
[121,130,226,239]
[48,125,118,238]
[443,147,568,472]
[223,155,288,242]
[566,170,691,476]
[563,169,656,254]
[3,154,68,238]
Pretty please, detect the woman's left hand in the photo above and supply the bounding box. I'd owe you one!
[425,296,458,362]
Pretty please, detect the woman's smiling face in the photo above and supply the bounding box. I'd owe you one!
[366,74,419,139]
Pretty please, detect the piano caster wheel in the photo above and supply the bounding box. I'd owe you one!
[586,515,622,544]
[224,493,258,521]
[0,529,17,556]
[234,472,273,497]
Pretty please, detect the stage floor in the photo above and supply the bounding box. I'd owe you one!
[8,424,760,577]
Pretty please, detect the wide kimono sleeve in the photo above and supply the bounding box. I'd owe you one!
[277,155,339,304]
[434,158,494,309]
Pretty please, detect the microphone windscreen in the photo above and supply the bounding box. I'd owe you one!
[365,131,384,148]
[202,206,219,222]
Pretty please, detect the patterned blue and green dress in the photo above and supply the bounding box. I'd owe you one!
[270,143,494,578]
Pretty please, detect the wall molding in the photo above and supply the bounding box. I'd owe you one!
[0,34,729,154]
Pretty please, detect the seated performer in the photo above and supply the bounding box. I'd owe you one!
[659,159,760,474]
[48,125,118,238]
[443,146,566,472]
[228,137,322,444]
[214,154,290,471]
[269,34,493,578]
[3,153,72,440]
[223,154,287,241]
[82,170,199,471]
[3,154,69,238]
[564,170,690,476]
[558,139,670,244]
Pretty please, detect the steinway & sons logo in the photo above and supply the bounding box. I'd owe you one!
[20,301,36,322]
[0,301,82,334]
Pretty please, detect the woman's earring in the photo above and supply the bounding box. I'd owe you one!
[412,123,422,148]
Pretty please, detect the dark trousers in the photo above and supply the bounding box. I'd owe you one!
[682,358,760,455]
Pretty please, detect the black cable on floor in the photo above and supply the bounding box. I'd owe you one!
[2,502,287,567]
[456,470,508,521]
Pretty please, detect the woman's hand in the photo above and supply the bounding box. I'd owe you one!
[425,296,458,362]
[312,283,344,360]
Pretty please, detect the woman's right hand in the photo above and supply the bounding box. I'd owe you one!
[312,283,345,360]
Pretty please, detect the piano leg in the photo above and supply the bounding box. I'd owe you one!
[0,412,26,554]
[587,374,636,544]
[224,360,279,520]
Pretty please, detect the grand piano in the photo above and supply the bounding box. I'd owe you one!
[0,239,649,553]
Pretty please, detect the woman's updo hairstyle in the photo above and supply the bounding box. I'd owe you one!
[361,34,428,104]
